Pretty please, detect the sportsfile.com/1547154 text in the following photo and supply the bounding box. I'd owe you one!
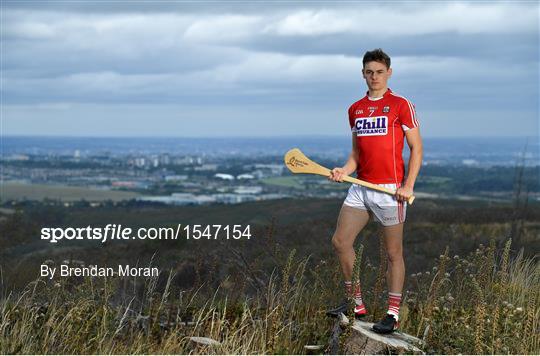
[40,224,252,244]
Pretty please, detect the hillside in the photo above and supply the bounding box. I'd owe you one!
[1,197,538,292]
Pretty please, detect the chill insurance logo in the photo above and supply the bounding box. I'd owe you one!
[354,116,388,136]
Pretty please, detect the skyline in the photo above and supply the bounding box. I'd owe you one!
[2,1,539,138]
[2,133,540,139]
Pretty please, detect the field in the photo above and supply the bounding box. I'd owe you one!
[0,182,140,202]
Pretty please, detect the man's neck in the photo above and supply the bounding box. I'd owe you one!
[368,87,388,99]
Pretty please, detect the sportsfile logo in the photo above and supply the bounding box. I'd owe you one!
[354,116,388,136]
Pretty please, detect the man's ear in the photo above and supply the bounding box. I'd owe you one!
[388,68,392,77]
[361,69,366,79]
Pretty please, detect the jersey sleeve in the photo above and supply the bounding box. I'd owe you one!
[398,98,419,131]
[348,104,357,133]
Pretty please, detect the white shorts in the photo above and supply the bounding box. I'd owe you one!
[343,183,406,226]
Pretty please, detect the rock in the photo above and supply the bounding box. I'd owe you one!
[343,319,425,354]
[339,312,350,326]
[188,336,222,353]
[189,336,221,347]
[304,344,324,354]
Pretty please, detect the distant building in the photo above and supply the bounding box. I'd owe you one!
[174,156,194,165]
[214,194,243,204]
[195,195,216,204]
[164,175,188,181]
[194,164,218,171]
[250,170,265,179]
[136,191,291,206]
[237,173,254,180]
[462,159,478,166]
[254,164,284,176]
[139,194,197,205]
[134,157,146,167]
[214,194,257,204]
[171,193,196,199]
[247,164,285,178]
[159,154,170,165]
[138,193,217,206]
[214,173,235,180]
[234,186,262,194]
[6,154,29,161]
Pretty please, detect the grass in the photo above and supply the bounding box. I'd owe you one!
[0,237,538,354]
[0,182,139,202]
[416,176,453,184]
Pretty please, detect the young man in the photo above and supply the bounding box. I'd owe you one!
[325,48,423,334]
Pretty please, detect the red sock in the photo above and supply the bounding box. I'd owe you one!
[344,281,352,295]
[345,280,367,316]
[387,292,402,321]
[353,282,364,306]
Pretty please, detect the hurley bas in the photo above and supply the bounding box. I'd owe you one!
[41,264,159,279]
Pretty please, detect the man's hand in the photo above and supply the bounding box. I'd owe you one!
[395,186,413,202]
[328,167,347,182]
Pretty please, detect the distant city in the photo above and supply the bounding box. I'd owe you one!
[3,135,538,164]
[1,136,539,205]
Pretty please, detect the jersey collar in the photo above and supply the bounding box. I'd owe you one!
[366,88,392,101]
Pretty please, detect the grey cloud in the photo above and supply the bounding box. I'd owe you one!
[1,1,538,137]
[1,1,378,15]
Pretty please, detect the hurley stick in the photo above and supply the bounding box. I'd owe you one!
[284,148,415,205]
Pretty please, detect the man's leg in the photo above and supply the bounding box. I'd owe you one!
[332,204,371,281]
[372,221,405,333]
[327,204,370,318]
[382,222,405,295]
[369,184,406,333]
[382,222,405,323]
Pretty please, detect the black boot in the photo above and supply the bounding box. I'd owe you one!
[326,298,368,319]
[372,313,399,334]
[325,298,351,318]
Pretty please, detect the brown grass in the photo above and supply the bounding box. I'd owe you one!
[1,238,538,354]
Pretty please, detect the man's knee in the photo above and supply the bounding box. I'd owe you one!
[332,233,352,253]
[387,248,403,263]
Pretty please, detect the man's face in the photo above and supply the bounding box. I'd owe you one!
[362,61,392,91]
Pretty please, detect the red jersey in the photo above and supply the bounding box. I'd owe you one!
[348,88,419,184]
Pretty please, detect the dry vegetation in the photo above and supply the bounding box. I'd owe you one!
[1,237,538,354]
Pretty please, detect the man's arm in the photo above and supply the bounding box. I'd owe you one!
[329,133,359,182]
[342,132,360,175]
[396,127,423,201]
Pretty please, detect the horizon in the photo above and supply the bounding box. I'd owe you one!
[2,134,539,140]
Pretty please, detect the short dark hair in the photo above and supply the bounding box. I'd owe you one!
[362,48,391,69]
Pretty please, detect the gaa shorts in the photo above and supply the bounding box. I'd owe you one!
[343,183,406,226]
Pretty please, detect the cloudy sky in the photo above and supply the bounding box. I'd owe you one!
[2,1,539,137]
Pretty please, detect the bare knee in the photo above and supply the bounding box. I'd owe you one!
[332,234,353,253]
[387,249,403,263]
[332,233,353,253]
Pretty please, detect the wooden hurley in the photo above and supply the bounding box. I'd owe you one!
[283,148,415,205]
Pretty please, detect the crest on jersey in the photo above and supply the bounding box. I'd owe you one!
[383,106,390,113]
[354,116,388,136]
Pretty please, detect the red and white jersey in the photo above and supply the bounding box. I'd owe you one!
[348,88,419,184]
